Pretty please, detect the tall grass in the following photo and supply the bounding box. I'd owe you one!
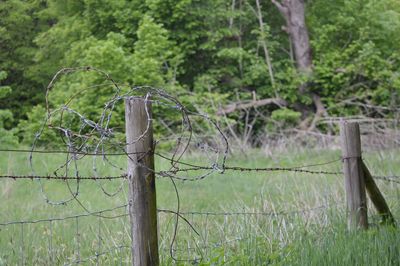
[0,148,399,265]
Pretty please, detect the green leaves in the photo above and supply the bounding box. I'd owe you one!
[271,108,301,124]
[131,15,182,88]
[2,0,400,144]
[0,71,11,99]
[308,0,400,117]
[0,70,18,145]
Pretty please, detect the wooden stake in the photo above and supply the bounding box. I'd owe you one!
[125,97,159,266]
[340,122,368,230]
[362,161,396,226]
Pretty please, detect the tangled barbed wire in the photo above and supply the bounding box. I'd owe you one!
[18,66,232,263]
[27,66,231,206]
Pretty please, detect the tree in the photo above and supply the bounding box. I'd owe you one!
[272,0,326,129]
[271,0,311,74]
[0,71,18,146]
[0,0,399,145]
[131,15,182,88]
[0,0,49,122]
[308,0,400,118]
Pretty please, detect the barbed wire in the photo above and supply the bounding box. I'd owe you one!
[3,145,399,184]
[0,203,341,228]
[0,204,128,226]
[4,171,400,187]
[26,66,232,207]
[0,204,341,264]
[3,172,400,185]
[373,176,400,184]
[0,166,342,181]
[0,174,127,180]
[0,148,146,156]
[157,204,338,218]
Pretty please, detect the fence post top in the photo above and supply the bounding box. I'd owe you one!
[340,120,362,159]
[339,120,360,127]
[125,96,147,102]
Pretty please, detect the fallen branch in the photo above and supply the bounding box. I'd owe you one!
[217,98,287,115]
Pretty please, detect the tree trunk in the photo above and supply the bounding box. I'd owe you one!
[271,0,312,75]
[272,0,325,129]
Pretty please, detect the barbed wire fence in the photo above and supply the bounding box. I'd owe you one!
[0,67,399,265]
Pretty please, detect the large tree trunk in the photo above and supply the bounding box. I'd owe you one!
[272,0,326,129]
[272,0,312,75]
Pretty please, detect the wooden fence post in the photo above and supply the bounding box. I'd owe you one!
[125,97,159,266]
[340,122,368,230]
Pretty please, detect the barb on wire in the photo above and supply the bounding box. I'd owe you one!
[223,166,342,175]
[155,151,343,181]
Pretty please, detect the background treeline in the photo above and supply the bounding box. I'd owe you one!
[1,0,400,146]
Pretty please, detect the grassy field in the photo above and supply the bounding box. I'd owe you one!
[0,148,399,265]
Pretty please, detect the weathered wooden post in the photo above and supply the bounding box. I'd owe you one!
[340,121,368,230]
[362,162,396,226]
[125,97,159,266]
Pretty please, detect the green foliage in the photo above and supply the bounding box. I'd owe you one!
[309,0,400,116]
[0,70,18,147]
[2,0,400,145]
[271,108,301,124]
[131,15,182,88]
[0,0,50,121]
[0,71,11,99]
[17,105,58,147]
[29,16,91,83]
[0,105,17,143]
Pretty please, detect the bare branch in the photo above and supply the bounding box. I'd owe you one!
[255,0,275,87]
[217,98,288,115]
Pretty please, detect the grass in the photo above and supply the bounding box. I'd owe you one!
[0,147,399,265]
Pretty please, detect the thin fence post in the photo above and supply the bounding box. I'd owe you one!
[125,97,159,266]
[362,161,396,226]
[340,121,368,230]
